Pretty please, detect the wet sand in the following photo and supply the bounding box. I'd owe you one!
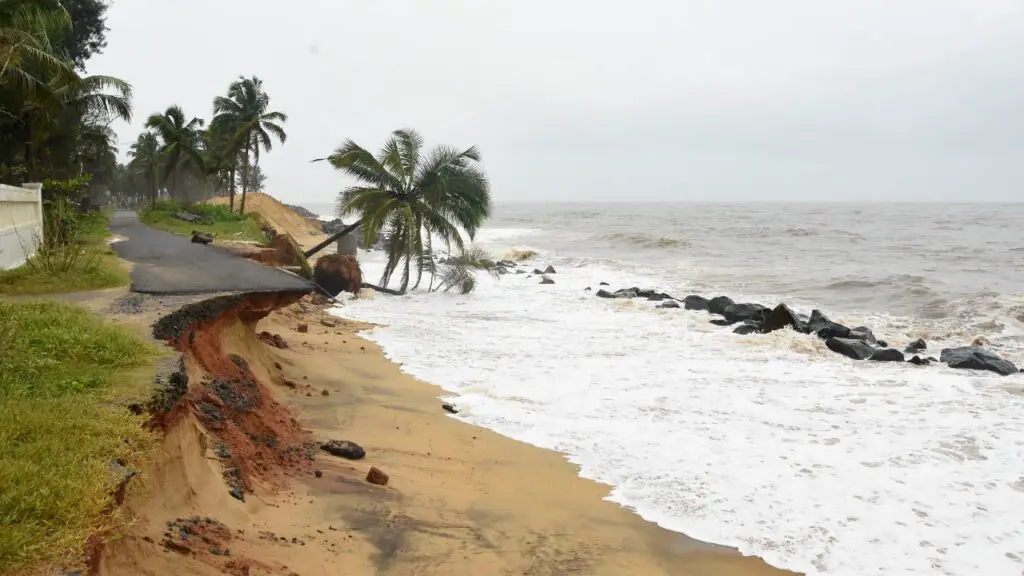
[96,295,799,575]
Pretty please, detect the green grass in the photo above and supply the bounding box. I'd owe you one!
[76,209,115,244]
[0,209,128,296]
[139,200,267,243]
[0,249,127,296]
[0,300,159,573]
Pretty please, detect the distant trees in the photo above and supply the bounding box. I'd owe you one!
[116,76,287,210]
[212,76,287,214]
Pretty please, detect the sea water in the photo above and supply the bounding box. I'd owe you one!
[316,202,1024,576]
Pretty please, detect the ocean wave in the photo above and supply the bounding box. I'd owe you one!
[594,232,691,249]
[823,274,931,292]
[334,253,1024,576]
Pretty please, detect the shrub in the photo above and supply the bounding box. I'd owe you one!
[186,202,247,223]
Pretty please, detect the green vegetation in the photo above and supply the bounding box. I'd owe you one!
[0,300,159,572]
[118,76,287,214]
[316,128,493,293]
[212,76,287,214]
[0,250,124,295]
[432,246,501,294]
[1,0,131,189]
[0,199,127,295]
[139,199,267,243]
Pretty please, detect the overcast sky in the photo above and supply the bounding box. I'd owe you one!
[89,0,1024,204]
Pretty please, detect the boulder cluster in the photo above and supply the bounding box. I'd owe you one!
[591,286,1018,376]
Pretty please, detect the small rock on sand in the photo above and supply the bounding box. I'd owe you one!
[321,440,365,460]
[297,323,309,333]
[366,467,389,486]
[442,403,459,414]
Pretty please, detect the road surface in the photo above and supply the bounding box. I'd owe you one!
[109,212,313,295]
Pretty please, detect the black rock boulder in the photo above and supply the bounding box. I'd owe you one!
[762,303,804,333]
[321,440,366,460]
[940,347,1018,376]
[723,303,769,325]
[870,348,905,362]
[683,295,710,311]
[707,296,735,316]
[825,337,875,360]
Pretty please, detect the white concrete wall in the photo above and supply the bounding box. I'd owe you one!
[336,225,359,255]
[0,183,44,270]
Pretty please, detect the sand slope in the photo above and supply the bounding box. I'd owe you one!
[209,193,326,245]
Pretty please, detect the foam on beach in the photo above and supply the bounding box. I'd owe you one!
[331,233,1024,576]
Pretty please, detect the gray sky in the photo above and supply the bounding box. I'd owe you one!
[90,0,1024,204]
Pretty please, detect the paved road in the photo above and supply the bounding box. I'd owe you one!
[109,212,313,295]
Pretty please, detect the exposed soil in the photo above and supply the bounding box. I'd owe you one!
[151,291,315,493]
[86,286,796,576]
[208,193,326,242]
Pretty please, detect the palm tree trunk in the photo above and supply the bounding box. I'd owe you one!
[361,282,404,296]
[401,258,411,293]
[239,143,249,215]
[150,165,158,208]
[229,165,236,212]
[303,219,361,258]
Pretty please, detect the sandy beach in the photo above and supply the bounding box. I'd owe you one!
[93,292,797,576]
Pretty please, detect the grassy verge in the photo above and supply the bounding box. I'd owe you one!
[0,300,160,573]
[139,200,267,243]
[0,208,128,296]
[0,250,126,295]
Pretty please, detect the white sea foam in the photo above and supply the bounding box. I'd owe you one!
[330,246,1024,576]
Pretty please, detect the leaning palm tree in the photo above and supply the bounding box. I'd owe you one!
[144,105,204,200]
[309,128,491,293]
[211,75,286,214]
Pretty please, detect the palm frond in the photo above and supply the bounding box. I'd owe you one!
[328,139,402,191]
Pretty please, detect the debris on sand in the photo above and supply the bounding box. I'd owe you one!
[320,440,365,460]
[257,331,289,349]
[366,466,389,486]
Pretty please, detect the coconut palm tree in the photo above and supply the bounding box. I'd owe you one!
[144,105,204,199]
[20,72,130,175]
[127,131,160,207]
[202,120,237,206]
[0,0,74,105]
[0,0,130,191]
[211,75,286,214]
[310,128,492,293]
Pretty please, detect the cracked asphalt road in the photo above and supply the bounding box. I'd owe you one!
[109,212,313,295]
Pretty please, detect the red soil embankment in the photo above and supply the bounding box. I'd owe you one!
[151,290,314,492]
